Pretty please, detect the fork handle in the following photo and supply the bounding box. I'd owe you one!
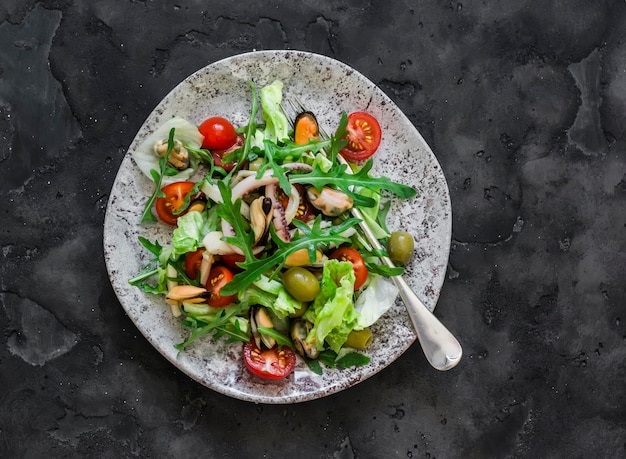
[390,273,462,370]
[352,206,462,370]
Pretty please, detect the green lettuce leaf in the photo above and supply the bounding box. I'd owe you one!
[354,275,399,329]
[259,80,290,143]
[238,275,303,318]
[303,259,358,353]
[131,116,203,185]
[171,208,219,259]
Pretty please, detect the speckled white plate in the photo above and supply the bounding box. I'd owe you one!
[103,50,451,404]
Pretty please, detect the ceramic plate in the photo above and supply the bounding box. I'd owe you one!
[103,50,451,404]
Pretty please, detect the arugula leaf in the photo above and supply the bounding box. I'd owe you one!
[376,199,392,234]
[137,236,163,258]
[364,261,404,277]
[184,144,230,179]
[306,358,324,375]
[317,349,339,367]
[329,112,349,164]
[300,325,372,374]
[303,348,370,374]
[175,302,249,352]
[335,352,370,368]
[128,267,161,292]
[256,326,295,350]
[251,138,331,195]
[213,319,250,344]
[220,215,361,296]
[290,160,417,207]
[224,80,259,174]
[128,237,167,292]
[214,180,256,261]
[141,128,176,223]
[254,140,291,194]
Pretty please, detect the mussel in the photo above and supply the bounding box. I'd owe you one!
[166,285,211,303]
[249,196,273,244]
[153,138,190,170]
[294,111,319,145]
[290,318,320,359]
[307,186,354,217]
[250,306,276,349]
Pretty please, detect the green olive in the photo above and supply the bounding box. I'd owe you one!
[345,328,373,349]
[282,267,320,302]
[288,302,308,318]
[248,157,264,171]
[387,231,415,265]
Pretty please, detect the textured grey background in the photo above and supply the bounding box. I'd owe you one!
[1,1,625,458]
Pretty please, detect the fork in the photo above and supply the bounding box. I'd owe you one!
[282,96,462,371]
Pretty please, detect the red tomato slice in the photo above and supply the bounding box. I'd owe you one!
[211,134,245,172]
[243,340,296,380]
[329,247,368,290]
[199,116,238,150]
[185,248,204,280]
[205,265,237,307]
[154,181,196,226]
[340,112,382,162]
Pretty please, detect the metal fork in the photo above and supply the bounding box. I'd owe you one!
[282,96,462,371]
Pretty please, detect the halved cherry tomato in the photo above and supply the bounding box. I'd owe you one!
[329,247,368,290]
[220,253,245,272]
[205,265,237,307]
[185,248,204,280]
[154,181,196,226]
[339,112,382,162]
[221,252,263,272]
[211,133,245,172]
[243,339,296,380]
[277,184,315,223]
[199,116,238,150]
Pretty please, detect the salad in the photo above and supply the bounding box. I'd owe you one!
[129,80,417,379]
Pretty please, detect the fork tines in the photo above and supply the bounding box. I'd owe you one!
[281,96,330,139]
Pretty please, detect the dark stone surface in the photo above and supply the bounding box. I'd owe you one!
[1,1,625,457]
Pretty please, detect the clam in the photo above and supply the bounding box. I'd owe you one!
[154,139,190,170]
[290,318,320,359]
[307,186,354,217]
[250,306,276,349]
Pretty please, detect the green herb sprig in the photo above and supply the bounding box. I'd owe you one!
[175,302,249,352]
[218,215,361,296]
[291,160,417,207]
[141,128,176,223]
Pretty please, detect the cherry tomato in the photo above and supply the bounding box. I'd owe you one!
[221,252,263,272]
[220,253,245,272]
[243,339,296,380]
[329,247,368,290]
[340,112,382,162]
[185,248,204,280]
[277,184,315,223]
[154,181,196,226]
[199,116,238,150]
[205,265,237,307]
[211,133,245,172]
